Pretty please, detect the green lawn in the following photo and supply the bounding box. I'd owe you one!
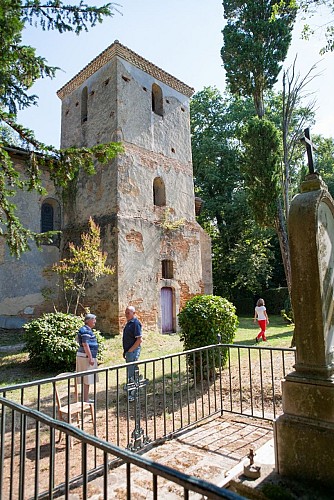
[236,315,294,348]
[0,315,294,388]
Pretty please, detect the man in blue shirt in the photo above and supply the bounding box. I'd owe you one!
[76,313,99,402]
[123,306,142,386]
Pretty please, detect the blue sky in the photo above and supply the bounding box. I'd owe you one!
[19,0,334,147]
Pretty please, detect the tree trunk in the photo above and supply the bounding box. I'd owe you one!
[274,200,291,296]
[275,200,295,347]
[253,90,265,119]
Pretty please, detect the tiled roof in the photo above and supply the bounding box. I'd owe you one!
[57,40,194,100]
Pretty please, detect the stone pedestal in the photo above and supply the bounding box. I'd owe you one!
[275,373,334,484]
[275,174,334,486]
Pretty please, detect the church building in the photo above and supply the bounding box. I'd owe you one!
[0,41,212,334]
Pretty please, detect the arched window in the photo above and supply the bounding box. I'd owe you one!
[81,86,88,123]
[41,203,54,232]
[162,260,174,279]
[153,177,166,207]
[41,198,61,244]
[152,83,163,117]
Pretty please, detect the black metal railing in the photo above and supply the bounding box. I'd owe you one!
[220,344,295,420]
[0,396,243,500]
[0,343,295,496]
[0,343,296,432]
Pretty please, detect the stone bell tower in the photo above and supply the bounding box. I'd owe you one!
[57,40,212,334]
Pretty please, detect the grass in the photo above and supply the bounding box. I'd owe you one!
[236,315,294,348]
[0,315,294,389]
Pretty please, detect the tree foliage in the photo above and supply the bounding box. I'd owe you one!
[191,87,242,228]
[191,85,319,298]
[0,1,123,256]
[229,226,275,292]
[191,88,278,298]
[221,0,297,117]
[313,135,334,195]
[51,217,114,315]
[221,1,299,295]
[297,0,334,54]
[240,116,282,226]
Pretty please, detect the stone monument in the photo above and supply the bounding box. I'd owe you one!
[275,138,334,485]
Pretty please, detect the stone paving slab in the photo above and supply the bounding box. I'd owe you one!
[65,414,274,498]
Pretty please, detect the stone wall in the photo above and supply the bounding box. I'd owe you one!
[60,58,118,149]
[0,154,60,326]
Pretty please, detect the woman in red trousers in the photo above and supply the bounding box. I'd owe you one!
[254,298,269,342]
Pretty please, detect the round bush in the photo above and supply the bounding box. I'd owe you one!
[23,312,106,371]
[178,295,238,377]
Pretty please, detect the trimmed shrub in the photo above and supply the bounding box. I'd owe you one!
[23,312,106,371]
[178,295,238,378]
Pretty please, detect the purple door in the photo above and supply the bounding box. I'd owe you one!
[161,287,174,333]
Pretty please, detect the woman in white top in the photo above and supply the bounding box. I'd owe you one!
[253,298,269,342]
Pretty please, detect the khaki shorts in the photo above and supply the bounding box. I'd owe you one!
[76,355,99,385]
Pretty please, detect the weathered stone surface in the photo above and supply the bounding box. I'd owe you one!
[281,375,334,422]
[289,182,334,375]
[275,415,334,485]
[59,43,212,334]
[0,157,60,323]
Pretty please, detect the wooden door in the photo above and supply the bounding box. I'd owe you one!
[161,287,174,333]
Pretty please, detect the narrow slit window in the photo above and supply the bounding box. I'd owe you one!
[81,86,88,123]
[40,198,61,245]
[152,83,163,117]
[153,177,166,207]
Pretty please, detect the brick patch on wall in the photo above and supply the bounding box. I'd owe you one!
[125,230,144,252]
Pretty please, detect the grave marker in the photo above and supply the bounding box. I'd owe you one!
[275,170,334,485]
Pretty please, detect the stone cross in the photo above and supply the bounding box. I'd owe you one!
[300,127,317,174]
[124,368,150,451]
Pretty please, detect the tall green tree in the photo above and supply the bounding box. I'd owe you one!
[0,1,123,257]
[191,86,320,298]
[221,0,297,118]
[221,0,299,294]
[240,116,282,226]
[191,88,278,298]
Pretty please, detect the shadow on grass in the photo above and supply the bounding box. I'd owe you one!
[0,355,58,387]
[233,329,294,347]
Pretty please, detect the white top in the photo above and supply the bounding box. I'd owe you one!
[255,305,267,320]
